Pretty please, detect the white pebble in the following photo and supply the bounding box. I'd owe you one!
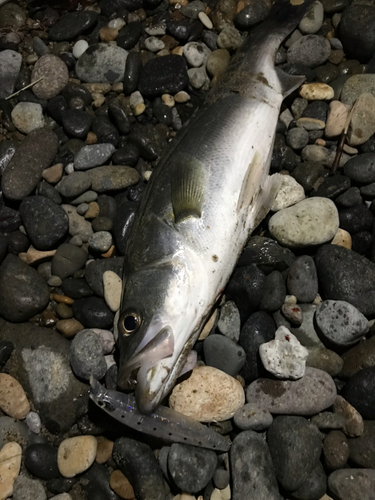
[270,175,305,212]
[26,411,41,434]
[108,18,126,29]
[129,90,144,109]
[144,36,165,52]
[103,270,122,312]
[72,40,89,58]
[11,102,45,134]
[198,11,213,29]
[65,163,74,174]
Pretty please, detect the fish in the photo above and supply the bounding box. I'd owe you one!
[89,377,231,452]
[116,0,315,414]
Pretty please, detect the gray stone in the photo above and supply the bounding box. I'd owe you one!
[84,257,124,297]
[51,243,87,280]
[90,166,139,192]
[11,102,45,134]
[74,144,115,170]
[287,34,331,68]
[70,329,107,381]
[0,50,22,99]
[57,171,92,199]
[203,334,246,377]
[341,74,375,106]
[0,3,27,29]
[62,205,93,242]
[233,404,273,431]
[328,469,375,500]
[31,54,69,100]
[217,300,240,341]
[13,475,46,500]
[88,231,113,253]
[299,0,324,34]
[76,44,128,83]
[287,255,318,303]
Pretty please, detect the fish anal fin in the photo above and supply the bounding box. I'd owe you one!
[248,173,283,231]
[237,151,264,212]
[171,154,206,224]
[275,66,306,98]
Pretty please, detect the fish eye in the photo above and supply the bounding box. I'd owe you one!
[120,310,142,336]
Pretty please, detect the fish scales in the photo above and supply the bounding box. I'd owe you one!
[109,0,317,415]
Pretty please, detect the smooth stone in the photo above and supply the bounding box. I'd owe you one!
[230,431,279,500]
[259,326,308,380]
[0,444,22,500]
[341,367,375,419]
[213,468,229,490]
[341,74,375,106]
[72,297,114,329]
[61,278,93,299]
[233,404,273,431]
[287,34,331,68]
[315,300,369,347]
[238,235,294,270]
[206,49,230,78]
[117,21,142,51]
[291,461,327,500]
[268,197,339,248]
[58,436,97,478]
[217,26,242,51]
[20,196,68,251]
[323,430,349,470]
[168,443,217,493]
[203,334,246,377]
[311,411,345,432]
[306,346,343,377]
[246,367,337,416]
[84,257,123,297]
[62,205,93,242]
[270,175,305,211]
[339,3,375,62]
[328,469,375,500]
[103,270,122,313]
[24,443,59,480]
[88,231,112,253]
[31,54,69,100]
[74,144,115,170]
[335,187,362,208]
[341,336,375,379]
[0,373,30,419]
[0,49,22,99]
[325,100,351,137]
[0,255,49,322]
[339,203,373,235]
[333,396,364,438]
[73,40,89,58]
[49,11,98,41]
[183,41,210,67]
[169,366,245,422]
[70,329,107,381]
[299,82,334,100]
[57,171,92,199]
[267,415,323,491]
[90,166,139,192]
[234,0,270,30]
[347,93,375,146]
[0,320,87,433]
[1,129,58,201]
[62,109,93,139]
[259,270,286,313]
[56,319,84,339]
[286,127,309,150]
[347,420,375,467]
[138,54,189,98]
[343,153,375,183]
[278,303,322,348]
[315,244,375,317]
[287,255,318,303]
[51,243,87,280]
[13,475,46,500]
[301,144,350,168]
[299,0,324,34]
[109,469,134,499]
[11,102,45,134]
[217,300,240,341]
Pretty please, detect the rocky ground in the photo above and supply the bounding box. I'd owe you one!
[0,0,375,499]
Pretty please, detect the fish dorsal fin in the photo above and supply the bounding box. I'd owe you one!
[275,66,306,98]
[171,153,206,224]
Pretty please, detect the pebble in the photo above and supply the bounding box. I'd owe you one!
[89,231,113,253]
[109,469,135,499]
[96,436,114,465]
[62,205,93,242]
[74,144,115,171]
[287,255,318,303]
[138,54,189,98]
[103,270,122,312]
[70,329,107,380]
[217,300,240,341]
[58,436,97,478]
[24,443,60,480]
[347,93,375,146]
[230,430,280,500]
[325,100,351,137]
[0,254,49,322]
[199,11,213,29]
[301,144,349,168]
[323,430,349,470]
[62,109,93,139]
[299,82,334,100]
[48,10,98,41]
[42,163,64,184]
[113,437,170,500]
[339,3,375,62]
[0,373,30,419]
[12,474,46,500]
[85,257,123,297]
[206,48,230,79]
[347,420,375,468]
[76,44,128,84]
[287,34,331,68]
[315,244,375,317]
[344,153,375,184]
[168,443,217,493]
[217,26,243,50]
[341,74,375,106]
[169,366,245,422]
[31,54,69,100]
[57,171,92,199]
[0,49,22,99]
[328,469,375,500]
[73,40,89,59]
[183,42,210,67]
[341,336,375,379]
[51,243,87,280]
[25,412,41,434]
[203,334,245,376]
[270,174,305,211]
[56,318,84,338]
[246,367,336,416]
[259,326,308,380]
[341,367,375,419]
[72,296,114,329]
[331,228,352,249]
[144,36,165,52]
[233,404,273,431]
[90,166,139,192]
[286,127,309,150]
[267,415,323,492]
[268,197,339,248]
[2,129,59,201]
[11,102,45,134]
[0,442,22,500]
[259,270,286,313]
[299,0,324,34]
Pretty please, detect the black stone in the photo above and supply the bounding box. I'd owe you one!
[339,203,373,234]
[7,230,29,255]
[311,174,351,199]
[72,297,115,329]
[281,63,316,82]
[63,82,93,107]
[0,140,17,175]
[168,443,217,493]
[51,243,88,280]
[271,134,300,173]
[234,0,270,30]
[360,182,375,199]
[98,0,143,16]
[92,116,120,147]
[335,187,362,208]
[97,194,117,221]
[238,235,294,271]
[112,143,140,167]
[352,231,373,255]
[287,255,318,303]
[167,19,191,41]
[49,11,99,41]
[341,367,375,419]
[292,162,326,193]
[301,101,329,122]
[17,90,47,109]
[315,244,375,316]
[138,55,189,98]
[123,51,142,94]
[129,124,163,160]
[292,461,327,500]
[153,98,173,126]
[239,311,276,383]
[62,109,93,139]
[339,4,375,62]
[37,181,62,205]
[343,153,375,183]
[0,206,21,233]
[117,21,142,51]
[46,478,77,495]
[24,443,60,480]
[0,340,13,367]
[259,270,286,313]
[47,95,68,125]
[61,278,94,299]
[203,334,246,376]
[82,463,121,500]
[84,257,124,297]
[108,101,131,135]
[20,196,69,251]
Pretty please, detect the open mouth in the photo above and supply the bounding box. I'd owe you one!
[117,325,175,393]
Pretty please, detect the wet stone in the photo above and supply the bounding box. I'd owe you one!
[203,334,246,377]
[123,51,142,94]
[339,4,375,63]
[287,255,318,303]
[62,110,93,139]
[291,161,325,193]
[234,0,270,30]
[168,443,217,493]
[51,243,87,280]
[49,11,99,42]
[31,54,69,100]
[84,257,123,297]
[20,196,68,251]
[117,21,142,51]
[138,55,189,98]
[24,443,60,480]
[70,329,107,381]
[74,144,115,171]
[311,174,351,199]
[72,297,115,330]
[90,166,139,192]
[92,116,120,147]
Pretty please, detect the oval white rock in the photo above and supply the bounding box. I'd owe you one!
[57,436,97,478]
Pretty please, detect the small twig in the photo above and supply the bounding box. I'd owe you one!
[331,104,354,174]
[6,77,45,100]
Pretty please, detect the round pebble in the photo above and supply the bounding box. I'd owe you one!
[233,403,273,431]
[57,436,98,478]
[31,54,69,100]
[11,102,45,134]
[72,39,89,58]
[70,329,107,381]
[89,231,113,253]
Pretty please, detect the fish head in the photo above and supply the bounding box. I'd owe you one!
[117,253,206,413]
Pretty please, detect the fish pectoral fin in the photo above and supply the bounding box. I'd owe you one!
[171,154,205,224]
[275,67,306,99]
[247,173,282,231]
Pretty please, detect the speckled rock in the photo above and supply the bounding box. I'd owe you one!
[169,366,245,422]
[31,54,69,100]
[76,44,128,83]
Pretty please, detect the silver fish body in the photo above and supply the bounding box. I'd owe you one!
[118,0,315,413]
[89,377,231,452]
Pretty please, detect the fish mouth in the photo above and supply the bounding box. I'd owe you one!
[117,325,175,409]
